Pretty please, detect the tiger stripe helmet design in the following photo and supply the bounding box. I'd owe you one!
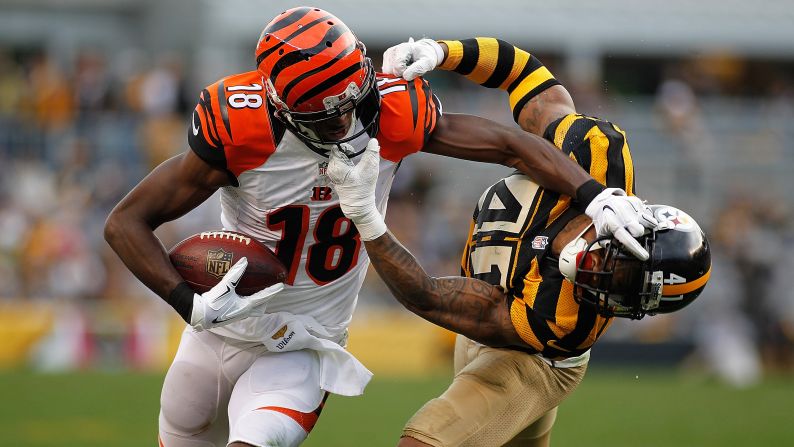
[255,6,380,150]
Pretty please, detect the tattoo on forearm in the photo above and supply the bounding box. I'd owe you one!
[365,234,511,346]
[520,95,545,135]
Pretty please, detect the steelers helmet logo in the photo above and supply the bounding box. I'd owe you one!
[653,206,698,232]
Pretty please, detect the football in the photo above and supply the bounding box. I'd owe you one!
[168,230,287,295]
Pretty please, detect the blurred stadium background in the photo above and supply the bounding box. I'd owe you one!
[1,0,793,445]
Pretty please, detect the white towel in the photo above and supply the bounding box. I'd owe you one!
[258,312,373,397]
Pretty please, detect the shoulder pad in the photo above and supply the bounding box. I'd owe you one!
[376,74,442,162]
[188,71,286,180]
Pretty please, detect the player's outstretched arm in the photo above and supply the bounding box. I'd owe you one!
[365,233,523,348]
[104,150,228,319]
[424,113,655,258]
[423,113,593,209]
[326,140,524,348]
[383,37,575,136]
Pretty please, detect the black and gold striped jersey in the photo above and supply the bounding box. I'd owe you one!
[461,114,635,359]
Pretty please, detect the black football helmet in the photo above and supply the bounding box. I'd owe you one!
[560,204,711,319]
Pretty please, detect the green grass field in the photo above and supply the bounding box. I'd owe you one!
[0,368,791,446]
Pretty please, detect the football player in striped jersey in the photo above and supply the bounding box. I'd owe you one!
[329,142,710,446]
[371,37,711,445]
[104,8,658,445]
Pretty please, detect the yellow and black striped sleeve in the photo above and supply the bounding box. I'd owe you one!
[438,37,560,122]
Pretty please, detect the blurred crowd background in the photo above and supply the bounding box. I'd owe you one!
[1,0,793,387]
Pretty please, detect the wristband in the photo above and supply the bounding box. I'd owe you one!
[353,211,388,242]
[167,282,195,323]
[572,179,607,212]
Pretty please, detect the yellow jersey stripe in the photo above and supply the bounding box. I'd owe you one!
[585,125,610,183]
[521,258,542,307]
[510,297,544,351]
[553,114,580,150]
[550,280,578,338]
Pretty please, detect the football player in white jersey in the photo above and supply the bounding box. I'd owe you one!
[104,7,653,447]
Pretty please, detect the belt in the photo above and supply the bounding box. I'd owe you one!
[536,349,590,368]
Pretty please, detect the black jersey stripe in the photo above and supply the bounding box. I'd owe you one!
[217,81,233,141]
[281,42,355,100]
[256,13,333,67]
[506,55,544,93]
[189,92,227,174]
[482,39,515,88]
[508,189,558,296]
[293,62,361,109]
[543,115,564,142]
[597,120,628,189]
[531,261,565,321]
[525,311,569,358]
[558,301,599,351]
[421,82,437,145]
[407,77,419,129]
[455,39,480,76]
[563,117,598,168]
[198,89,222,146]
[188,111,226,169]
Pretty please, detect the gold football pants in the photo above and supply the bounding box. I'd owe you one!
[403,335,587,446]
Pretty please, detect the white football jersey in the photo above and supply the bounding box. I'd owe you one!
[187,70,441,342]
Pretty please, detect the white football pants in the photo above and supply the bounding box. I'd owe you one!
[158,327,327,447]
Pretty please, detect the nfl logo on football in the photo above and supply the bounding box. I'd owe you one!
[206,248,234,278]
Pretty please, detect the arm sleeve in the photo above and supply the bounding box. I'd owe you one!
[438,37,560,123]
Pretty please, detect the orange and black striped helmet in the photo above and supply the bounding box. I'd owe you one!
[255,6,379,147]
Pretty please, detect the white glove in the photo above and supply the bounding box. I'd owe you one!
[382,37,445,81]
[585,188,659,261]
[190,257,284,331]
[326,138,387,241]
